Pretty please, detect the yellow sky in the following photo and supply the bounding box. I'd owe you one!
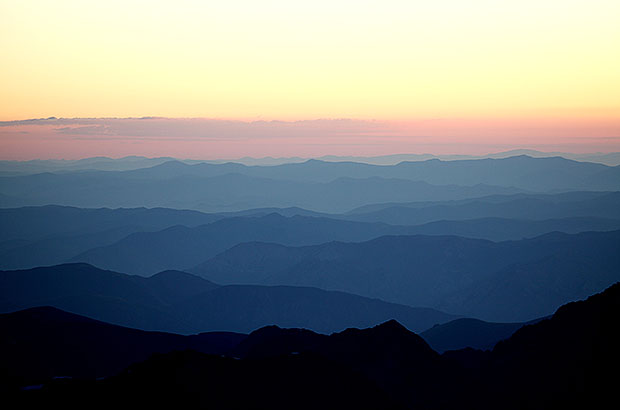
[1,0,619,121]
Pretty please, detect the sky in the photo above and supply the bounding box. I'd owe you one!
[1,0,619,159]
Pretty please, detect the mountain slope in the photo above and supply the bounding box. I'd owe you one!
[0,263,456,334]
[0,205,223,270]
[193,230,620,321]
[392,216,620,241]
[0,306,245,386]
[69,214,422,275]
[0,169,523,213]
[420,318,531,352]
[476,281,620,409]
[0,263,202,333]
[345,191,620,225]
[176,285,456,333]
[0,205,219,243]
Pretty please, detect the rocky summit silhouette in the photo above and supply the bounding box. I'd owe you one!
[8,281,617,409]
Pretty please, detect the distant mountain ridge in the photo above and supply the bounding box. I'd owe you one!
[2,155,620,212]
[344,191,620,225]
[64,154,620,188]
[0,167,523,212]
[0,205,220,243]
[2,150,620,175]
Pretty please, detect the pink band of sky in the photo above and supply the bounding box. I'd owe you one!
[1,117,618,160]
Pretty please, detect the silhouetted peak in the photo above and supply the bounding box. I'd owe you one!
[26,262,103,273]
[249,324,283,336]
[373,319,409,333]
[245,325,320,342]
[325,319,438,361]
[1,305,97,324]
[232,325,325,359]
[3,305,65,318]
[331,319,419,343]
[356,319,424,343]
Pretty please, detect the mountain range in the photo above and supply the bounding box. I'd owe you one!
[66,213,422,274]
[3,152,619,408]
[2,155,620,212]
[3,200,620,270]
[2,150,620,175]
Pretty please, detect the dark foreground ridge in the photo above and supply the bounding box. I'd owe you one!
[420,317,547,353]
[4,282,619,409]
[0,306,245,389]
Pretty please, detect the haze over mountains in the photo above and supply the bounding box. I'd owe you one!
[345,191,620,224]
[0,168,520,213]
[1,153,619,323]
[2,149,620,175]
[1,204,618,274]
[1,151,618,408]
[2,155,620,212]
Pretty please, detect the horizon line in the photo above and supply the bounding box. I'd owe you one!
[2,149,620,164]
